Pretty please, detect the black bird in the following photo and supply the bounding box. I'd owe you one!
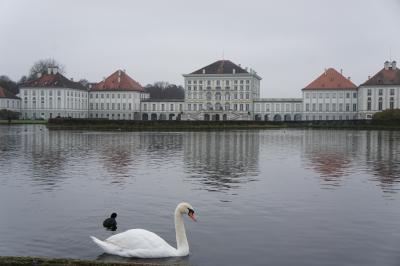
[103,213,117,231]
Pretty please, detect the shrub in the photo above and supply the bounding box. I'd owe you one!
[0,109,20,120]
[372,109,400,124]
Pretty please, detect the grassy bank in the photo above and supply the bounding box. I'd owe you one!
[0,120,47,125]
[44,118,400,131]
[0,256,176,266]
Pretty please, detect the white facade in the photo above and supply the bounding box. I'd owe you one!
[0,98,20,112]
[182,60,262,121]
[254,98,303,121]
[88,91,147,120]
[140,100,184,120]
[302,89,358,121]
[20,87,88,119]
[358,86,400,119]
[358,61,399,119]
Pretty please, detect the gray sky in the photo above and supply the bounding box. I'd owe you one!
[1,0,399,97]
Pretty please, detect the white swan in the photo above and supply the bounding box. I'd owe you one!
[90,202,197,258]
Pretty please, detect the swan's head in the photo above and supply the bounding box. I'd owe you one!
[177,202,197,222]
[111,213,117,219]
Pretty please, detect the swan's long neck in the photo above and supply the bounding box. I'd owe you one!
[174,207,189,254]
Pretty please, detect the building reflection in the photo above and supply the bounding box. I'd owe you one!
[302,131,358,188]
[183,131,260,192]
[364,131,400,193]
[302,130,400,193]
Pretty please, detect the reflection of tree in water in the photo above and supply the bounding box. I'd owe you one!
[365,131,400,193]
[183,131,259,192]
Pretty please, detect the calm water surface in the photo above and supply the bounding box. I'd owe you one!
[1,125,400,266]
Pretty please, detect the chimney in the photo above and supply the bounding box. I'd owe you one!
[53,67,58,74]
[324,68,327,75]
[368,75,371,80]
[123,69,126,73]
[103,77,106,82]
[233,68,236,74]
[340,69,343,75]
[37,72,42,78]
[392,61,397,69]
[118,70,121,76]
[47,67,52,75]
[384,61,390,70]
[70,77,74,81]
[348,76,351,80]
[202,69,205,74]
[245,67,248,72]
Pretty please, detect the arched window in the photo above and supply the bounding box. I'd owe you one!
[215,92,221,100]
[225,92,230,100]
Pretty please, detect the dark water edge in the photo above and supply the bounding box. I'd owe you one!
[44,118,400,131]
[0,256,175,266]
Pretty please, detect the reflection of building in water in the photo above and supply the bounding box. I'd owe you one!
[301,131,359,187]
[302,130,400,192]
[363,131,400,192]
[183,131,259,191]
[19,126,91,189]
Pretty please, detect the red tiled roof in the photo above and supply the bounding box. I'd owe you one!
[0,86,19,99]
[190,60,248,75]
[303,68,357,90]
[91,70,144,92]
[20,73,86,90]
[360,67,400,86]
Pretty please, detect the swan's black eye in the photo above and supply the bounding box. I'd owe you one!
[188,208,194,215]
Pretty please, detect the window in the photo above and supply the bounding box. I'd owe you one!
[367,98,371,111]
[367,89,372,96]
[353,92,357,98]
[378,97,383,110]
[246,80,250,84]
[305,93,310,98]
[346,103,350,111]
[246,85,249,91]
[319,93,323,99]
[339,103,343,111]
[266,104,270,112]
[226,80,229,85]
[312,103,316,111]
[188,86,191,90]
[306,104,310,112]
[326,103,329,112]
[390,97,394,109]
[379,89,383,96]
[390,89,395,96]
[346,93,350,98]
[312,93,316,98]
[353,103,357,111]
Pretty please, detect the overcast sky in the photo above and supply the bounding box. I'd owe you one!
[1,0,399,97]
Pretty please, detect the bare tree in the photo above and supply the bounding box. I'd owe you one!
[28,58,65,80]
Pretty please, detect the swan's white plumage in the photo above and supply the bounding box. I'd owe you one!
[90,202,195,258]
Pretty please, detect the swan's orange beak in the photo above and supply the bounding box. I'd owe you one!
[188,212,197,222]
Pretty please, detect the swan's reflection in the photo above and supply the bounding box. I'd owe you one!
[96,253,191,266]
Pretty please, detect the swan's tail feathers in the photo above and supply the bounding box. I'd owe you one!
[90,236,121,254]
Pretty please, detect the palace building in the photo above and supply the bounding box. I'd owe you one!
[0,86,20,113]
[3,59,398,121]
[182,60,261,121]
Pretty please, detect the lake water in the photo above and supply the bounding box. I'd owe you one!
[1,125,400,266]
